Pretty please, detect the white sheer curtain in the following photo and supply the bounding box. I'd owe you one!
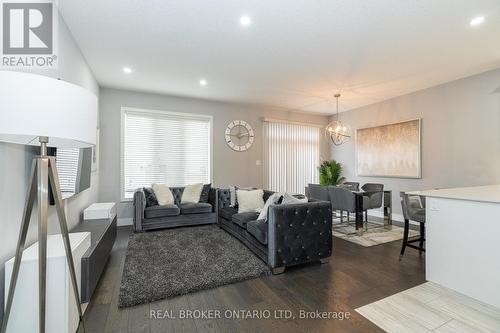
[263,120,320,194]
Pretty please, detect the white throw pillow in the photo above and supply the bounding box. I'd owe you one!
[182,183,204,204]
[281,193,308,205]
[229,186,254,207]
[152,183,175,205]
[257,193,282,221]
[237,189,264,213]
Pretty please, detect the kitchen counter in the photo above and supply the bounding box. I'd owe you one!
[411,184,500,310]
[407,184,500,204]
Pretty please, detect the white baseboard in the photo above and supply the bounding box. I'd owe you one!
[117,217,133,226]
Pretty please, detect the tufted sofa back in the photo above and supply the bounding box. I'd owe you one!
[168,187,184,206]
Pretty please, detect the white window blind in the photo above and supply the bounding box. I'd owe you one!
[263,121,320,194]
[56,148,80,195]
[122,109,211,199]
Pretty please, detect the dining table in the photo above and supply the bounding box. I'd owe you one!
[351,190,393,235]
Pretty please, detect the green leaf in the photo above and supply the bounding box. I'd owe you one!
[318,160,345,186]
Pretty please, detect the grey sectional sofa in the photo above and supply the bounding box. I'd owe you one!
[133,187,218,232]
[217,189,333,274]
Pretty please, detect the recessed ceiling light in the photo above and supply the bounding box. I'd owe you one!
[122,67,132,74]
[199,79,207,86]
[470,16,485,27]
[240,16,252,26]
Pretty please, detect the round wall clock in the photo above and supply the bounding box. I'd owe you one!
[225,120,255,151]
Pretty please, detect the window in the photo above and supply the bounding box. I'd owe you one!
[263,120,320,194]
[56,148,80,196]
[122,108,212,200]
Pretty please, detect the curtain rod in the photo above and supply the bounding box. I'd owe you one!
[261,117,324,128]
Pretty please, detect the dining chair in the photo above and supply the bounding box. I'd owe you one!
[341,182,360,191]
[308,184,330,202]
[400,191,426,259]
[328,186,369,225]
[361,183,384,221]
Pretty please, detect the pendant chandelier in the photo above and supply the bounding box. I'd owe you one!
[326,93,351,145]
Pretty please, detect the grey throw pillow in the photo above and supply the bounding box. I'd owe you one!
[143,187,158,207]
[199,184,211,203]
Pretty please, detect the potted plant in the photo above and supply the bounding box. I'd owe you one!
[318,160,345,186]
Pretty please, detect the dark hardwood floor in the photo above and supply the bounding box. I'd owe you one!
[79,225,425,333]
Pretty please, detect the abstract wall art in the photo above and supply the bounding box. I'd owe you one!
[356,119,421,178]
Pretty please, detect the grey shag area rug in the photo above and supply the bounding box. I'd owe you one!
[118,225,270,308]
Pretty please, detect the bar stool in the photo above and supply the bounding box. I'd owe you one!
[400,192,426,259]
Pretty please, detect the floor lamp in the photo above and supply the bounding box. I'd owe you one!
[0,71,98,333]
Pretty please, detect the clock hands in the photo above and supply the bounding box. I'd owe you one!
[230,132,251,139]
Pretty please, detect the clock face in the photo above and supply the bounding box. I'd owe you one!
[225,120,255,152]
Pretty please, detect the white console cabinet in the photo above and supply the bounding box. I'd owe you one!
[4,232,91,333]
[84,202,117,221]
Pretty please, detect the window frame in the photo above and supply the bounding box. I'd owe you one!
[120,107,213,202]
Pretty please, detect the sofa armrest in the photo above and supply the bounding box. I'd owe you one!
[267,201,332,268]
[209,188,218,213]
[133,189,145,232]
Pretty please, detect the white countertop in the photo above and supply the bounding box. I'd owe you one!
[407,185,500,204]
[6,232,90,262]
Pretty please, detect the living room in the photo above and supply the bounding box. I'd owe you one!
[0,1,500,332]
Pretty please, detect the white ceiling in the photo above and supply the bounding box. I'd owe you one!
[59,0,500,114]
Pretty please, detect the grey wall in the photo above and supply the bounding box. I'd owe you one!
[0,16,99,322]
[330,68,500,218]
[98,88,330,221]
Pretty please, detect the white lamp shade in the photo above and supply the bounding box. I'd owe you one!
[0,71,97,148]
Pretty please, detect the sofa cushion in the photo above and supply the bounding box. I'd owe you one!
[247,220,268,245]
[180,202,212,215]
[232,212,259,228]
[144,204,180,219]
[219,207,238,220]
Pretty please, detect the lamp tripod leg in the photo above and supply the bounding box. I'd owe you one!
[38,157,49,333]
[0,160,37,333]
[48,157,85,331]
